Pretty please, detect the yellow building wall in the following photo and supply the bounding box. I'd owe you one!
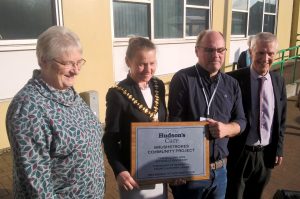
[212,0,226,33]
[276,0,294,50]
[212,0,232,67]
[290,0,300,47]
[0,101,10,149]
[62,0,114,122]
[0,0,114,150]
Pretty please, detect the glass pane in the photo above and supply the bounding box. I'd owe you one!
[265,0,276,13]
[186,8,209,36]
[0,0,56,40]
[248,0,263,35]
[263,15,275,33]
[154,0,183,38]
[232,0,248,10]
[187,0,209,6]
[231,12,247,35]
[113,2,149,38]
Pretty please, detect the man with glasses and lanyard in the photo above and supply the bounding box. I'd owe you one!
[168,30,246,199]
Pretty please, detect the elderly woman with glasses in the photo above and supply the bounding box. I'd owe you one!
[6,26,105,198]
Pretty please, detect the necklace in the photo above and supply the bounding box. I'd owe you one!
[113,78,160,121]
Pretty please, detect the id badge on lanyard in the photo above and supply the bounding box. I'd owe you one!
[195,65,219,122]
[199,117,208,121]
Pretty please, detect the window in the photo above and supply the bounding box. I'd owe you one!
[231,0,277,37]
[112,0,211,40]
[154,0,183,38]
[186,1,210,37]
[0,0,62,48]
[231,12,247,35]
[113,1,150,38]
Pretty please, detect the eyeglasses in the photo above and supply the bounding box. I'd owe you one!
[52,58,86,69]
[196,46,227,54]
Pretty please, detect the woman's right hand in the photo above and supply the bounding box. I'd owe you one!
[117,171,139,191]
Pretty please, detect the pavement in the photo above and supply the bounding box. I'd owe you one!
[262,96,300,198]
[0,96,299,199]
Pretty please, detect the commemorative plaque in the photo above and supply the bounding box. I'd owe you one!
[131,121,209,184]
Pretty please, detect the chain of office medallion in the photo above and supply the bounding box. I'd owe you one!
[113,78,160,120]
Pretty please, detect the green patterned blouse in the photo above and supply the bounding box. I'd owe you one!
[6,70,105,198]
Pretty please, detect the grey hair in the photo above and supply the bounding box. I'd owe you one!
[247,35,254,47]
[36,26,82,66]
[250,32,278,51]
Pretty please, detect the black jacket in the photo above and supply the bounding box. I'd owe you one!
[227,68,287,168]
[103,76,167,176]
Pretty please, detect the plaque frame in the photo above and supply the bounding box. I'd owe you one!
[131,121,210,184]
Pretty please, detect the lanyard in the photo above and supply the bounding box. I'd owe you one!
[194,65,220,117]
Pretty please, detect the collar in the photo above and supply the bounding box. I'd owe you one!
[126,74,138,85]
[250,66,271,81]
[31,69,78,107]
[114,76,159,120]
[126,74,154,88]
[196,64,220,83]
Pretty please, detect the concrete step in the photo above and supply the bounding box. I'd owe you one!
[286,79,300,98]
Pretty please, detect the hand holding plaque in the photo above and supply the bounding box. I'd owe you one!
[131,121,210,184]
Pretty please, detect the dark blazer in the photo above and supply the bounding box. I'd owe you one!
[103,76,167,177]
[227,68,287,168]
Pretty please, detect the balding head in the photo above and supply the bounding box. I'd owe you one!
[196,30,225,48]
[195,30,226,77]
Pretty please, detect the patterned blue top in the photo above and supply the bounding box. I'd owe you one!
[6,70,105,199]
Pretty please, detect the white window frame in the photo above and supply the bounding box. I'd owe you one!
[111,0,211,45]
[231,8,249,38]
[0,0,63,51]
[231,0,278,39]
[185,1,211,39]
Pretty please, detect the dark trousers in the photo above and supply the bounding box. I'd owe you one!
[171,167,227,199]
[226,148,272,199]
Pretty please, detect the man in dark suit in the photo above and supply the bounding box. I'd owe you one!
[226,32,287,199]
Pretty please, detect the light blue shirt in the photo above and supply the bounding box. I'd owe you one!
[246,67,275,146]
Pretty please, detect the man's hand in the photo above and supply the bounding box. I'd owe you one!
[169,179,186,186]
[207,119,241,138]
[117,171,139,191]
